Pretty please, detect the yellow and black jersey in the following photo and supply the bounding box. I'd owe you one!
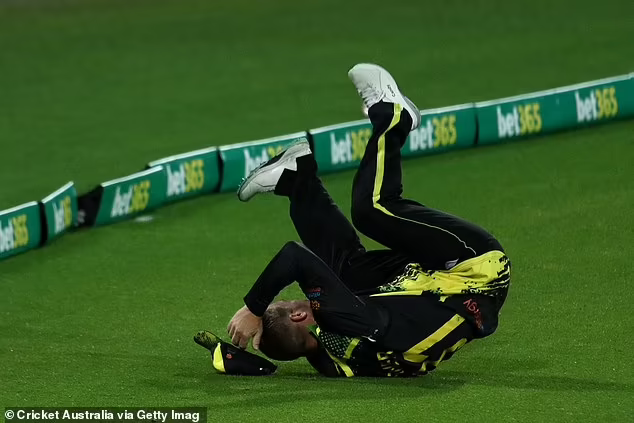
[365,250,511,337]
[242,101,512,378]
[305,251,510,378]
[307,312,472,378]
[371,250,510,299]
[244,241,510,378]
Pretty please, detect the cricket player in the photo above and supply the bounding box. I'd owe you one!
[221,64,511,377]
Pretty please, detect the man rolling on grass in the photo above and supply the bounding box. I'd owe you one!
[196,63,510,377]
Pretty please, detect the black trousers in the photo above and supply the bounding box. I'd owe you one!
[245,101,508,345]
[276,101,502,290]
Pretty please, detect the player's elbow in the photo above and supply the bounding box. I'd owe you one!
[280,241,311,261]
[281,240,303,254]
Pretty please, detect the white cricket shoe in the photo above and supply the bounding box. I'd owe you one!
[348,63,421,131]
[237,139,311,202]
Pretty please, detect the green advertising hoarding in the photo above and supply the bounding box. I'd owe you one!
[0,202,42,260]
[95,167,167,225]
[219,132,308,193]
[403,104,477,157]
[41,181,78,242]
[568,74,634,126]
[311,104,477,173]
[311,118,373,174]
[477,74,634,145]
[147,147,220,203]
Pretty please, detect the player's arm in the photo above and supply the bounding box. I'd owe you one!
[230,241,388,347]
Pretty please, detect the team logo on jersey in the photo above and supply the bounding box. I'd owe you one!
[445,258,459,269]
[307,287,321,299]
[463,298,483,330]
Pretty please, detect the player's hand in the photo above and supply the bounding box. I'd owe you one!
[227,305,263,350]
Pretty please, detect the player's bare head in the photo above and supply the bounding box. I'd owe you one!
[259,300,316,361]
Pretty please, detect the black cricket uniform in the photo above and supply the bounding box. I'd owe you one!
[244,102,511,377]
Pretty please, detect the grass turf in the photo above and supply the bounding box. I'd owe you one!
[1,0,633,421]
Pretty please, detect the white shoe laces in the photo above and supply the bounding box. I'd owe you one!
[358,83,384,108]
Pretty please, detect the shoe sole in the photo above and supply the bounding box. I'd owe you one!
[237,140,310,201]
[403,95,421,128]
[349,63,421,130]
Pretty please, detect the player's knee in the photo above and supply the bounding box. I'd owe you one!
[283,240,300,250]
[281,240,304,256]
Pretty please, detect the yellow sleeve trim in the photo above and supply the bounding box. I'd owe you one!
[331,354,355,377]
[323,348,354,377]
[403,314,465,363]
[343,338,360,360]
[315,327,354,377]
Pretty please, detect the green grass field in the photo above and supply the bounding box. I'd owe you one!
[1,0,633,421]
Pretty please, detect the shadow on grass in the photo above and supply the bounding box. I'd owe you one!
[137,354,634,409]
[436,369,633,392]
[431,356,633,393]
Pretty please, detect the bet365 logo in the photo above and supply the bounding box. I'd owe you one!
[111,180,151,217]
[497,103,542,138]
[243,145,288,176]
[243,145,286,178]
[330,128,372,165]
[166,160,204,197]
[409,115,457,152]
[52,196,73,234]
[0,215,29,253]
[575,87,618,123]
